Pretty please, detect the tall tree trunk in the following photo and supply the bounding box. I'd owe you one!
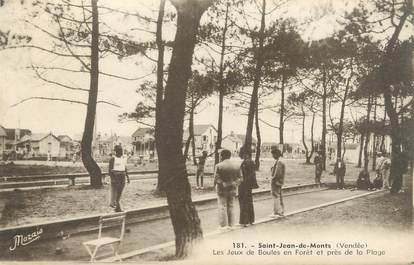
[380,110,387,152]
[385,93,403,193]
[244,0,266,156]
[189,98,197,165]
[301,107,310,163]
[309,111,315,160]
[183,135,191,159]
[157,0,212,257]
[399,96,405,151]
[357,133,364,168]
[321,67,327,170]
[214,2,229,165]
[380,3,411,193]
[191,136,197,165]
[155,0,166,192]
[279,74,285,146]
[371,96,378,171]
[254,104,261,170]
[336,73,352,159]
[81,0,102,188]
[363,96,372,170]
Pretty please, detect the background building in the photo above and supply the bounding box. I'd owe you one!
[183,124,217,155]
[222,131,257,155]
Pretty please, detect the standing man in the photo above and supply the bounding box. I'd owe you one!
[196,151,208,190]
[314,151,323,184]
[333,157,346,189]
[109,145,130,212]
[238,146,258,226]
[381,154,391,190]
[374,152,385,188]
[214,149,241,230]
[270,146,285,218]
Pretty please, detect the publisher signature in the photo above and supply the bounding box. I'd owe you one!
[9,227,43,251]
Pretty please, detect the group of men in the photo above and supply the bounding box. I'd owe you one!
[213,146,284,230]
[356,153,392,190]
[313,150,394,191]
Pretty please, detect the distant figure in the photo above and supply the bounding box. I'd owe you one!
[109,145,130,212]
[270,146,285,217]
[149,150,155,162]
[333,157,346,189]
[356,169,373,190]
[196,151,208,190]
[374,152,384,188]
[376,152,391,189]
[313,151,323,184]
[214,149,241,230]
[238,146,258,226]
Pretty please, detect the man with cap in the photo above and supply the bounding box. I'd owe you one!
[270,146,285,217]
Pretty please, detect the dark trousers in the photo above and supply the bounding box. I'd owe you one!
[196,167,204,187]
[110,172,126,210]
[238,184,255,225]
[336,174,344,189]
[315,169,322,184]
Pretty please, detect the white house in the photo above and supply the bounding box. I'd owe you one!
[131,128,155,156]
[58,135,76,159]
[17,133,61,158]
[222,132,257,155]
[183,124,217,155]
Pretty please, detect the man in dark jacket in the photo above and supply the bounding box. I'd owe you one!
[333,157,346,189]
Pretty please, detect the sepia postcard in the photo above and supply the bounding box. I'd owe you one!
[0,0,413,264]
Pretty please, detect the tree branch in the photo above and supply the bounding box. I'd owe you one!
[10,96,121,108]
[2,45,90,58]
[32,66,89,92]
[56,17,91,71]
[259,118,279,129]
[10,97,87,107]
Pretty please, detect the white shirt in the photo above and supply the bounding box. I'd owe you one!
[113,156,126,171]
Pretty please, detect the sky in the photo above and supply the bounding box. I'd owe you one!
[0,0,409,143]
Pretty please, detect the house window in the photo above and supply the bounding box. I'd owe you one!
[203,135,207,142]
[48,142,52,152]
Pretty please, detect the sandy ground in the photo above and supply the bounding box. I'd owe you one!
[132,186,413,264]
[0,159,377,227]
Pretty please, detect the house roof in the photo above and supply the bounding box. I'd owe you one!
[58,135,72,142]
[132,128,154,138]
[31,133,50,142]
[183,124,217,140]
[19,133,59,143]
[0,126,6,137]
[223,133,257,144]
[116,136,133,145]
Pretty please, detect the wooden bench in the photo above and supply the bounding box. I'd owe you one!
[83,212,126,262]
